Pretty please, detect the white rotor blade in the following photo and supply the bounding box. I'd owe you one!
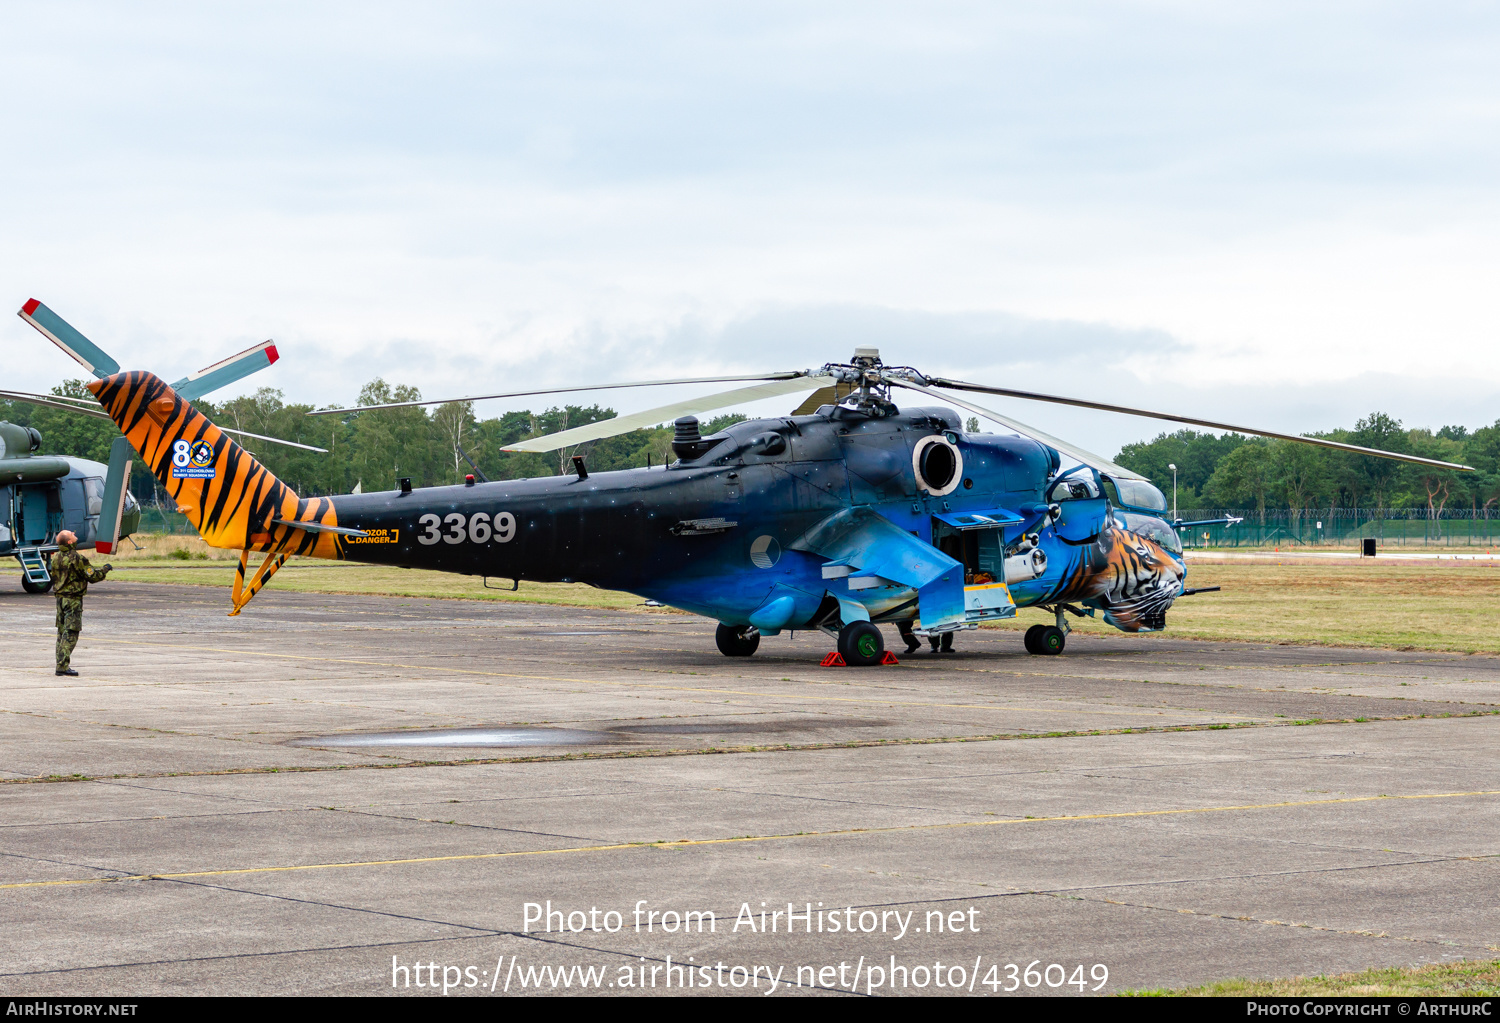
[0,389,114,420]
[1,389,326,452]
[308,371,811,417]
[219,428,329,453]
[503,377,835,453]
[889,379,1149,481]
[926,376,1474,472]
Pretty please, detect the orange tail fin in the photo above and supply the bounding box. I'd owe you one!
[88,370,340,560]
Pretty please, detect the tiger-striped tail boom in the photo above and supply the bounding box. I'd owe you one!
[86,371,344,613]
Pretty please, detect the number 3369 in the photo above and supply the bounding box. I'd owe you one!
[417,512,516,545]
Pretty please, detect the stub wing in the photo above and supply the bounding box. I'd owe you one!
[791,507,967,628]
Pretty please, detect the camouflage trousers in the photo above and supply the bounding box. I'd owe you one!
[55,596,83,671]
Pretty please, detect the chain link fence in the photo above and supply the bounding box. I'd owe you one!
[1177,509,1500,547]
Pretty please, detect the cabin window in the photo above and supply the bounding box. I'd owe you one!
[83,478,105,517]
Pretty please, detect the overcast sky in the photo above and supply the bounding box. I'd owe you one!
[4,2,1498,454]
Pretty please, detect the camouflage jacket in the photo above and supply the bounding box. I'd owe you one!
[50,544,108,598]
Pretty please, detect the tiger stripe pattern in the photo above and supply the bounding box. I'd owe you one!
[87,371,342,560]
[1047,525,1183,632]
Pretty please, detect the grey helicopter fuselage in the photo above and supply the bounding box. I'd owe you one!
[1,421,142,591]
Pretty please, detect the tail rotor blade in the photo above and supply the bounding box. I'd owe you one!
[94,437,136,555]
[172,340,280,401]
[17,300,120,378]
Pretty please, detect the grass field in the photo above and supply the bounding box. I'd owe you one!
[20,535,1500,652]
[1128,959,1500,997]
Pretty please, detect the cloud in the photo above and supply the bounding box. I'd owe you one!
[3,2,1499,457]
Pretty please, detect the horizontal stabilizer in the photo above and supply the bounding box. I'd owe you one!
[269,518,368,537]
[17,300,120,378]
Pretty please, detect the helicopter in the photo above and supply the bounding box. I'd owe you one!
[77,347,1472,663]
[3,300,323,592]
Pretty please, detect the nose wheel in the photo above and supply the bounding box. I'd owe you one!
[1024,624,1066,655]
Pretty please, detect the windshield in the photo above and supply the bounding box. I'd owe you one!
[1119,512,1182,554]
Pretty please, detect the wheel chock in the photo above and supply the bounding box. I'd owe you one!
[819,651,901,667]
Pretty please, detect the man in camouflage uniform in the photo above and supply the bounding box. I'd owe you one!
[49,530,111,677]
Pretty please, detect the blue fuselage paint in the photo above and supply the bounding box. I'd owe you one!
[323,405,1184,631]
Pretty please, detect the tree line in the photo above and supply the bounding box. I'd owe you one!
[1115,414,1500,521]
[6,382,1497,522]
[0,379,743,500]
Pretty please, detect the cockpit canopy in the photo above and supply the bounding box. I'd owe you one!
[1107,476,1169,513]
[1046,469,1101,503]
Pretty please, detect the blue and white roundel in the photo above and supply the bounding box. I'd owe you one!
[750,535,781,569]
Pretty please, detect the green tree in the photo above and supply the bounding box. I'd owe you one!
[1402,429,1466,517]
[1116,430,1246,507]
[431,400,478,485]
[1203,440,1276,522]
[1464,420,1500,513]
[1351,412,1406,514]
[1272,441,1328,533]
[346,379,438,490]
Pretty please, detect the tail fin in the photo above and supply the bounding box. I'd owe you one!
[87,370,339,558]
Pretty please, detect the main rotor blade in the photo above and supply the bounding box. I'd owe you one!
[306,371,812,417]
[926,376,1474,472]
[219,428,328,453]
[889,379,1148,481]
[0,389,326,451]
[503,376,835,453]
[0,389,115,420]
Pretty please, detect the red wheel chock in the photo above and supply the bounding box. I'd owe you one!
[819,651,901,667]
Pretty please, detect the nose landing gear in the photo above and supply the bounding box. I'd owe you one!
[1024,605,1073,655]
[1024,624,1066,655]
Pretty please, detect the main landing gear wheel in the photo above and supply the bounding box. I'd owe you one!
[21,576,52,594]
[1031,625,1066,656]
[715,624,760,657]
[1023,624,1046,654]
[838,621,885,667]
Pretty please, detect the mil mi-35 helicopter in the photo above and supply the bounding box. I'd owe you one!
[78,346,1471,664]
[4,300,323,591]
